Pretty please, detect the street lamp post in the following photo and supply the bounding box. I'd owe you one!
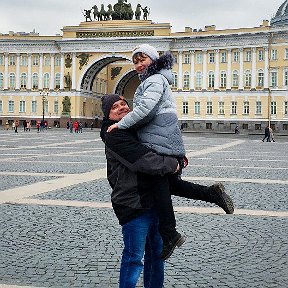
[40,90,49,124]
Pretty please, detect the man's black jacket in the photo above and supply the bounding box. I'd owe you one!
[101,119,178,225]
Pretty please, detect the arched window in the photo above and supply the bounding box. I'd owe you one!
[43,73,50,89]
[183,72,190,90]
[20,73,27,89]
[208,71,215,88]
[172,72,178,88]
[0,73,3,89]
[220,71,227,88]
[32,73,38,89]
[232,70,239,87]
[245,70,251,87]
[196,71,202,89]
[257,69,264,87]
[55,73,61,89]
[9,73,15,89]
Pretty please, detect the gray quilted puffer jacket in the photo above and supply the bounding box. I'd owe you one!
[117,52,185,157]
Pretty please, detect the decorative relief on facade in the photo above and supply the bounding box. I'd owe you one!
[77,53,92,70]
[111,67,122,79]
[76,30,154,38]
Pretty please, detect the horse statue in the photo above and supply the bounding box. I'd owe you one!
[99,4,106,21]
[83,9,92,22]
[92,5,101,21]
[135,4,142,20]
[104,4,114,20]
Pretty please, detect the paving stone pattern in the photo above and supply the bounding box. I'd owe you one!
[0,129,287,288]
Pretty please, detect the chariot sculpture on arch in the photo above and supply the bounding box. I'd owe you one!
[83,1,150,21]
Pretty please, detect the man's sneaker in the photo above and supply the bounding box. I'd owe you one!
[209,183,234,214]
[160,232,186,260]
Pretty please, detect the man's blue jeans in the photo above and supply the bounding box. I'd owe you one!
[120,210,164,288]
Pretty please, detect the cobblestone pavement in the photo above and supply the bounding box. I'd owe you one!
[0,129,287,288]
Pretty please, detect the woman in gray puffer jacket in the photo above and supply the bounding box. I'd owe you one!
[107,44,186,260]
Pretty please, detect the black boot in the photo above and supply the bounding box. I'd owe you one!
[208,183,234,214]
[161,232,186,260]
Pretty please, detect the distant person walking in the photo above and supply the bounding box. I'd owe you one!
[269,127,275,142]
[262,126,270,142]
[14,120,19,133]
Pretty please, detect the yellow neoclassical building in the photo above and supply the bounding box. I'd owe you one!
[0,1,288,132]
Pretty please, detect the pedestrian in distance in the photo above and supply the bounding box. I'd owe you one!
[269,127,275,142]
[101,94,234,288]
[262,125,270,142]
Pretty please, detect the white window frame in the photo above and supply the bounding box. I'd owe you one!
[8,100,14,113]
[218,101,224,115]
[220,52,227,63]
[231,101,237,114]
[256,101,262,114]
[9,55,16,66]
[183,54,190,64]
[9,73,15,89]
[243,101,249,115]
[206,101,212,114]
[20,55,27,66]
[196,53,202,64]
[232,70,239,87]
[182,101,188,114]
[0,73,3,89]
[19,100,26,113]
[245,50,251,62]
[258,70,264,87]
[258,50,264,61]
[20,73,27,89]
[220,71,227,88]
[270,71,278,88]
[245,70,252,87]
[183,72,190,90]
[31,100,37,113]
[271,49,277,61]
[271,101,277,115]
[196,71,202,89]
[0,100,2,112]
[209,52,215,63]
[208,71,214,88]
[33,55,39,66]
[233,51,239,62]
[172,73,178,88]
[54,100,59,114]
[194,101,200,114]
[0,55,3,65]
[284,101,288,115]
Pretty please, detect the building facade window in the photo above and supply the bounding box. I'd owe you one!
[33,55,39,66]
[173,54,177,64]
[20,55,27,66]
[44,55,50,66]
[271,101,277,115]
[20,73,27,89]
[31,100,37,113]
[270,71,278,87]
[209,52,215,63]
[284,70,288,86]
[19,100,26,112]
[232,70,239,87]
[183,72,190,90]
[183,54,190,64]
[220,52,227,63]
[208,71,214,88]
[258,50,264,61]
[43,73,50,89]
[258,70,264,87]
[206,101,212,114]
[285,48,288,60]
[55,73,61,89]
[182,101,188,114]
[0,73,3,89]
[9,73,15,89]
[218,101,224,114]
[0,55,3,65]
[231,101,237,114]
[194,101,200,114]
[220,71,227,88]
[196,72,202,89]
[245,70,252,87]
[54,100,59,113]
[245,50,251,62]
[8,100,14,112]
[44,100,48,113]
[256,101,262,114]
[233,51,239,62]
[9,55,15,66]
[32,73,38,89]
[243,101,249,114]
[271,49,277,61]
[172,73,178,88]
[196,53,202,64]
[284,101,288,115]
[55,55,61,66]
[0,100,2,112]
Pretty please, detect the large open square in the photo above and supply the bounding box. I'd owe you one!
[0,129,287,288]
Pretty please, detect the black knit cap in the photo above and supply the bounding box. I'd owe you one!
[101,94,129,119]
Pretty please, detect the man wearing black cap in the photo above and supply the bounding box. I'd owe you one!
[100,94,234,288]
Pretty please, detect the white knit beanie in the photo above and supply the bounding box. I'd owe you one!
[132,44,159,61]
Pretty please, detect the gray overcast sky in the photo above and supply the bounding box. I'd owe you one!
[0,0,284,35]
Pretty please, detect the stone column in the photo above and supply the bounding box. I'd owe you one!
[189,50,195,90]
[60,53,65,90]
[72,53,76,90]
[4,53,9,90]
[27,53,32,90]
[177,51,183,90]
[49,53,55,90]
[214,49,219,90]
[264,47,269,89]
[251,47,257,90]
[39,54,43,90]
[202,50,207,90]
[227,49,232,90]
[239,48,244,89]
[16,53,20,90]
